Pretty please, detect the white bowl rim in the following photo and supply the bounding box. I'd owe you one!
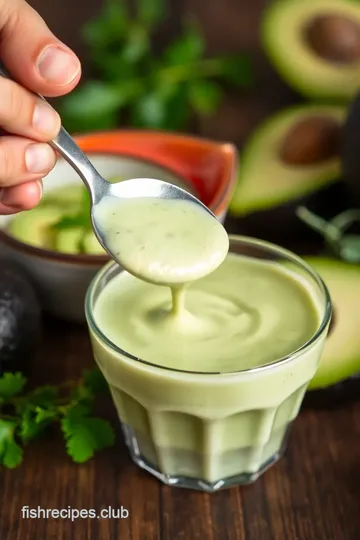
[0,151,197,266]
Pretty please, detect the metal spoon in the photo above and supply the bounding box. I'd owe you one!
[0,66,220,265]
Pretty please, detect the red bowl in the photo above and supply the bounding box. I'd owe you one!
[74,129,238,221]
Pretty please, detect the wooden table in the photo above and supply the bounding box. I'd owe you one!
[1,310,360,540]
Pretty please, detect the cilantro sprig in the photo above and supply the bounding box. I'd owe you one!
[60,0,253,133]
[51,187,91,233]
[296,206,360,263]
[0,369,115,469]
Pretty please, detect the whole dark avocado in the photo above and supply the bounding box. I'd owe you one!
[342,92,360,203]
[261,0,360,101]
[0,260,42,374]
[227,104,349,246]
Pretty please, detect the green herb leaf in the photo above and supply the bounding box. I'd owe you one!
[83,0,129,49]
[0,419,14,457]
[121,25,149,63]
[0,373,26,400]
[339,235,360,263]
[29,386,60,407]
[0,419,23,469]
[296,206,341,244]
[164,23,205,65]
[83,368,109,396]
[19,407,49,442]
[0,367,115,468]
[189,80,222,115]
[51,215,90,232]
[70,384,93,403]
[2,437,23,469]
[137,0,164,27]
[34,407,59,425]
[61,404,115,463]
[217,55,253,87]
[61,81,124,120]
[57,0,253,133]
[131,92,167,128]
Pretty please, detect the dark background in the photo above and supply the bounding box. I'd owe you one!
[29,0,298,147]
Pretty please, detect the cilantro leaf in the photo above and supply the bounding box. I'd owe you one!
[132,92,167,128]
[137,0,164,27]
[121,25,149,63]
[0,373,26,400]
[70,384,93,402]
[61,81,125,118]
[189,80,222,115]
[50,184,92,235]
[34,407,59,424]
[51,215,89,231]
[29,386,60,407]
[61,404,115,463]
[0,419,14,457]
[2,438,23,469]
[19,408,43,442]
[164,22,204,65]
[217,55,253,87]
[60,81,126,132]
[83,368,109,396]
[0,420,23,469]
[83,0,129,48]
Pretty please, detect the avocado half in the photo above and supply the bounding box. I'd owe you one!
[304,257,360,394]
[262,0,360,101]
[228,104,347,243]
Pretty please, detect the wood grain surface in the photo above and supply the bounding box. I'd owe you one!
[0,314,360,540]
[1,2,358,538]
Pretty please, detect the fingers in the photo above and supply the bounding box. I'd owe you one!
[0,135,56,187]
[0,0,81,97]
[0,179,42,214]
[0,77,61,140]
[0,0,81,215]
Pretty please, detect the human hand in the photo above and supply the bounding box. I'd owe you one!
[0,0,81,215]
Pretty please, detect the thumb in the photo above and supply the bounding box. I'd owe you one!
[0,0,81,97]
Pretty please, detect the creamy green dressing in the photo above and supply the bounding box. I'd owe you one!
[94,253,321,373]
[90,196,324,486]
[93,196,229,285]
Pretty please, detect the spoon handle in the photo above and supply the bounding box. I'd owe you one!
[0,64,107,201]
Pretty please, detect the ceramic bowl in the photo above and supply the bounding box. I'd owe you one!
[0,130,237,323]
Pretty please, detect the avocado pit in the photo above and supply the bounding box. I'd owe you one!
[280,116,341,166]
[305,14,360,65]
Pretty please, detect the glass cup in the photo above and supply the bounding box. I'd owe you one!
[85,236,331,492]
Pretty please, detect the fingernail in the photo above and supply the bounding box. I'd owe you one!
[36,179,43,199]
[33,101,60,137]
[37,45,81,85]
[25,144,55,174]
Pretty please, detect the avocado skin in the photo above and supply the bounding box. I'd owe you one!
[302,373,360,409]
[225,181,350,247]
[342,92,360,203]
[0,260,42,375]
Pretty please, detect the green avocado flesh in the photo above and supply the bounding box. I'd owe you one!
[261,0,360,101]
[304,257,360,390]
[8,207,62,249]
[7,184,108,255]
[229,105,345,216]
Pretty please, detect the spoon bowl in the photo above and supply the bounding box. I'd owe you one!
[0,65,227,278]
[51,126,220,269]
